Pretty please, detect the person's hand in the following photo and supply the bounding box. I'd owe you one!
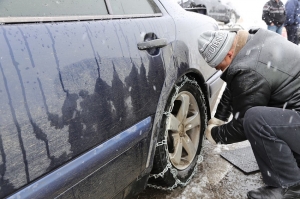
[205,117,225,144]
[205,124,217,144]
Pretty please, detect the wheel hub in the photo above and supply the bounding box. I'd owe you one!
[178,123,185,136]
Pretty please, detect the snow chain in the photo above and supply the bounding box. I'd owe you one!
[147,75,207,191]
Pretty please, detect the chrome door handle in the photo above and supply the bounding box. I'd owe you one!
[137,38,168,50]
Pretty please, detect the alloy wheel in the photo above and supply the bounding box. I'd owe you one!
[166,91,201,170]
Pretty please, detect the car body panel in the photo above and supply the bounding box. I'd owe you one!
[7,117,152,199]
[0,11,175,198]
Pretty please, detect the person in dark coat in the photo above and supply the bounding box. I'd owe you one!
[198,29,300,199]
[262,0,286,34]
[284,0,300,44]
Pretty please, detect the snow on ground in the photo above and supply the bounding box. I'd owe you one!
[136,140,264,199]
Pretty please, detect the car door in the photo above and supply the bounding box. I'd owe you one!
[0,0,176,198]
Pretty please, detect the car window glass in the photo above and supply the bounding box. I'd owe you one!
[0,0,108,17]
[110,0,161,15]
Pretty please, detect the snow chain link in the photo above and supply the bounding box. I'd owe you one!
[147,75,207,191]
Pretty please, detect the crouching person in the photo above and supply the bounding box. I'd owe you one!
[198,28,300,199]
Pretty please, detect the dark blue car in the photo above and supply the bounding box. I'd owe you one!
[0,0,223,198]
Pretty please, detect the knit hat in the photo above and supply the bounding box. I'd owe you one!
[198,30,236,68]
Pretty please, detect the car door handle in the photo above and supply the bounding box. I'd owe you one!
[137,38,168,50]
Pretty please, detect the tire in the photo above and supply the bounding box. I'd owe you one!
[148,75,208,190]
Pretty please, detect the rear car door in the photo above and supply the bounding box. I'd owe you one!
[0,0,175,198]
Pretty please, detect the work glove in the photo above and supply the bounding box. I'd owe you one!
[205,117,225,144]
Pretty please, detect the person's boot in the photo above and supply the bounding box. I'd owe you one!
[247,186,285,199]
[247,184,300,199]
[283,184,300,199]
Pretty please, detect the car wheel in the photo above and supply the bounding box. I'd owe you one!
[148,75,208,190]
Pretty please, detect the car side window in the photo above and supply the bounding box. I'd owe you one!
[109,0,161,15]
[0,0,108,17]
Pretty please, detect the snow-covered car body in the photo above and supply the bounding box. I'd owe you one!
[0,0,223,198]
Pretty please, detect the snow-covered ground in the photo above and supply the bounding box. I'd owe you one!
[136,140,264,199]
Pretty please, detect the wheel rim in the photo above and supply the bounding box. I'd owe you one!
[166,91,201,170]
[230,13,236,24]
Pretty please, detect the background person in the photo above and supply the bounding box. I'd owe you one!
[262,0,286,34]
[198,29,300,199]
[284,0,300,44]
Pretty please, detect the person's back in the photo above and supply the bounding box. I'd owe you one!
[229,29,300,111]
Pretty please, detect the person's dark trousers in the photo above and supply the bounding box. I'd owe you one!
[243,107,300,188]
[285,25,299,45]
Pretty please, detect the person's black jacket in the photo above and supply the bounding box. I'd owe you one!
[212,29,300,144]
[262,0,286,26]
